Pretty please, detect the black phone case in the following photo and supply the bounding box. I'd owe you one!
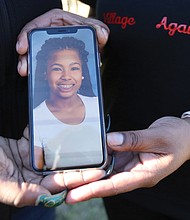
[28,26,107,173]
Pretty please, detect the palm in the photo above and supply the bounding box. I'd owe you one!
[0,127,107,207]
[0,129,63,206]
[66,116,190,203]
[108,116,190,192]
[2,132,47,183]
[111,150,164,189]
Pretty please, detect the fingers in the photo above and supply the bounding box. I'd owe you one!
[16,9,109,77]
[66,179,117,204]
[8,181,66,208]
[66,154,171,204]
[16,9,64,55]
[54,11,110,47]
[79,17,109,50]
[64,169,106,189]
[66,171,146,204]
[35,169,106,206]
[17,55,27,77]
[0,145,54,207]
[35,190,67,207]
[65,117,190,204]
[22,125,29,139]
[0,180,50,207]
[47,169,106,192]
[107,116,190,157]
[106,118,176,154]
[16,9,109,54]
[37,169,105,206]
[107,129,160,153]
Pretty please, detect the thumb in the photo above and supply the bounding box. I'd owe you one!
[107,129,160,152]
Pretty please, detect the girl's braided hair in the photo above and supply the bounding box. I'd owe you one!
[34,37,95,107]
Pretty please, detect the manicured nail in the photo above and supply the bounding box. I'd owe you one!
[35,190,68,207]
[107,133,124,146]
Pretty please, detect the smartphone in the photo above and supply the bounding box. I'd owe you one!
[28,26,107,173]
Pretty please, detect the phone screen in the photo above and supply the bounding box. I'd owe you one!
[28,26,107,173]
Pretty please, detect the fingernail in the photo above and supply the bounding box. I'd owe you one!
[16,41,20,52]
[17,60,21,73]
[35,190,68,207]
[101,27,109,40]
[107,133,124,146]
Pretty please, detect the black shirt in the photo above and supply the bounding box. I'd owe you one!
[83,0,190,219]
[0,1,62,218]
[0,0,62,139]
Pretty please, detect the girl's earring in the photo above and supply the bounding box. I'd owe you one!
[82,76,84,80]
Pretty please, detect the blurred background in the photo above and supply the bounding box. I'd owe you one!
[62,0,90,17]
[56,1,108,219]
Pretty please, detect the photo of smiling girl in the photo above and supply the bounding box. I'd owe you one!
[32,36,104,171]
